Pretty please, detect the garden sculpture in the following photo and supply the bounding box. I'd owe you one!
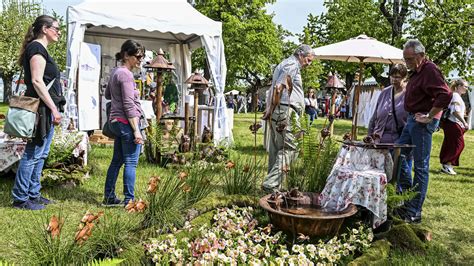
[179,134,191,153]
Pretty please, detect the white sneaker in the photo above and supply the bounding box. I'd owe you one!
[441,164,456,175]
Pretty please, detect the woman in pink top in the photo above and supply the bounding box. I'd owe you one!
[103,40,145,206]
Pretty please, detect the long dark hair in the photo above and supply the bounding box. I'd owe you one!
[17,15,57,66]
[115,40,144,62]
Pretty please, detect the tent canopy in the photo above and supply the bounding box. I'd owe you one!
[67,0,221,48]
[65,0,231,145]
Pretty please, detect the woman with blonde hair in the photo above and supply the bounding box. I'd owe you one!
[439,79,469,175]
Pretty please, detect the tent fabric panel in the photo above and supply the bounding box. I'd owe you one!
[68,0,222,37]
[202,35,232,145]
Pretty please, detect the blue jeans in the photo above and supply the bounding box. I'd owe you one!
[396,114,439,217]
[12,125,55,202]
[104,121,141,203]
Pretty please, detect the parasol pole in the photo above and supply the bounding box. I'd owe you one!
[351,61,365,140]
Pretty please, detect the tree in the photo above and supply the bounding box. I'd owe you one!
[193,0,286,111]
[301,0,474,87]
[0,0,40,102]
[300,1,391,89]
[407,1,473,82]
[0,1,66,102]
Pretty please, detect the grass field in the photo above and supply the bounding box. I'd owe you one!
[0,109,472,264]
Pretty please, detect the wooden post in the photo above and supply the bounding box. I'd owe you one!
[156,72,164,123]
[330,90,336,134]
[194,90,199,141]
[184,102,189,135]
[351,62,364,140]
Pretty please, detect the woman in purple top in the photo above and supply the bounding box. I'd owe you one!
[103,40,145,206]
[368,64,408,143]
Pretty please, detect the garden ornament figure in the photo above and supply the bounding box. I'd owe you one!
[179,134,191,153]
[201,125,213,143]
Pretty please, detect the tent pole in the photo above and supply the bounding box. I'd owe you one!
[351,62,364,140]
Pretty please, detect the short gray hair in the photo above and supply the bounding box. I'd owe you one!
[404,39,425,54]
[294,44,315,57]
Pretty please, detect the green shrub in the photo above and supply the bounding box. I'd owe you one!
[85,213,141,264]
[142,175,186,230]
[181,163,223,207]
[46,127,83,168]
[15,214,86,265]
[222,157,264,196]
[286,124,339,192]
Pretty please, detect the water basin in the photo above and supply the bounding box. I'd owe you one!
[259,192,357,237]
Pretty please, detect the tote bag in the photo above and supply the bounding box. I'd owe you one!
[4,79,55,138]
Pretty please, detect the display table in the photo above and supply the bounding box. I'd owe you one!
[319,144,393,228]
[0,131,89,174]
[0,138,26,173]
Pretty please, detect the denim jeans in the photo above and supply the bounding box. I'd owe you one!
[396,114,439,217]
[12,125,55,202]
[104,121,141,203]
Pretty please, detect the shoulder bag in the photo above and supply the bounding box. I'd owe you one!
[4,74,55,139]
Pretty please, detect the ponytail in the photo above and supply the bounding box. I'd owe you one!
[17,25,36,66]
[17,15,57,66]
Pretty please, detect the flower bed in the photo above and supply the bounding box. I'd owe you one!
[145,206,373,265]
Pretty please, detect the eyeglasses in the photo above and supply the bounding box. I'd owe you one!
[134,54,144,60]
[48,25,60,33]
[390,75,404,80]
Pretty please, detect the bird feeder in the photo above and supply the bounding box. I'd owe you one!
[144,48,175,123]
[325,72,345,135]
[185,71,209,142]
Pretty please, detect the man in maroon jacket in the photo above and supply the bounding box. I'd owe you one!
[396,39,452,223]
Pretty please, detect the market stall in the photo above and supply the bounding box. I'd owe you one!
[65,0,231,145]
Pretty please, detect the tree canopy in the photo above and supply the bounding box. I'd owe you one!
[0,0,66,101]
[301,0,473,86]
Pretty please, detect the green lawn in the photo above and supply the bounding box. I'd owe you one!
[0,112,472,264]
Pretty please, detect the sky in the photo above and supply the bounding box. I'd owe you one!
[37,0,325,41]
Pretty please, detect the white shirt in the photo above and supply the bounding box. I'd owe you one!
[448,92,466,127]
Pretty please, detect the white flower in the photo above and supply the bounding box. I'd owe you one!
[352,228,359,234]
[202,252,212,261]
[343,249,350,256]
[264,247,271,258]
[292,244,304,254]
[275,257,286,265]
[368,232,374,242]
[173,249,183,259]
[306,244,316,253]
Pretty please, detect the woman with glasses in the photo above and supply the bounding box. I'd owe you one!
[103,40,146,206]
[368,64,408,143]
[12,15,64,210]
[304,88,318,125]
[439,79,469,175]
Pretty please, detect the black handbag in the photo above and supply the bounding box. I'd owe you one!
[102,102,115,139]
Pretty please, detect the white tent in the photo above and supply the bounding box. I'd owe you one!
[65,0,231,145]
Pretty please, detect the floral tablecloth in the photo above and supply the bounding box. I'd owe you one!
[0,140,26,173]
[0,131,89,173]
[319,145,393,228]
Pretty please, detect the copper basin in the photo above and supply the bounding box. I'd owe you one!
[259,192,357,237]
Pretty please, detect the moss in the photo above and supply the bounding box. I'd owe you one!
[190,193,259,214]
[349,239,391,266]
[377,224,426,254]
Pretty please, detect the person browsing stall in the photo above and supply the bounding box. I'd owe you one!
[261,44,315,193]
[103,40,146,206]
[395,39,452,224]
[12,15,64,210]
[439,79,469,175]
[368,64,408,143]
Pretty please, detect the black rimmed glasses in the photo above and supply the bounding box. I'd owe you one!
[134,54,144,61]
[48,25,61,33]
